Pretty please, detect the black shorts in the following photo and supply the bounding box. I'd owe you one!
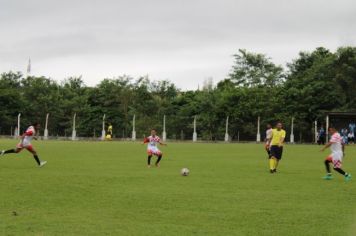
[270,145,283,160]
[266,148,272,158]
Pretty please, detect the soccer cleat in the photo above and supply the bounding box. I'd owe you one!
[147,165,151,168]
[345,174,352,182]
[323,175,333,180]
[0,150,4,156]
[273,169,277,173]
[155,163,160,168]
[39,161,47,167]
[270,169,274,174]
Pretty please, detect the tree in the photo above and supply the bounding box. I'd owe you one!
[228,49,284,87]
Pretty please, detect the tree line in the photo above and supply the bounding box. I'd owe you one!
[0,47,355,141]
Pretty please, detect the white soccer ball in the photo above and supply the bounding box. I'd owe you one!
[181,168,190,176]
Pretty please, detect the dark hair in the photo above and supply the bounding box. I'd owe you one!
[32,122,40,126]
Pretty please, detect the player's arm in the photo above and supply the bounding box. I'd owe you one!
[20,133,26,141]
[265,137,271,149]
[278,137,285,146]
[265,138,271,144]
[278,132,285,146]
[268,132,273,144]
[32,130,38,140]
[159,141,167,146]
[142,137,149,145]
[320,142,332,152]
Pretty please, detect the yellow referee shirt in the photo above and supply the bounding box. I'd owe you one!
[270,129,286,146]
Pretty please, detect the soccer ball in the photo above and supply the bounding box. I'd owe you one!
[181,168,189,176]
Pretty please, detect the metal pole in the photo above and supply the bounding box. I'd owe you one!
[193,116,197,142]
[72,113,76,141]
[224,116,229,142]
[314,120,318,144]
[162,115,167,142]
[44,113,49,140]
[101,114,106,141]
[256,116,261,142]
[326,115,329,143]
[132,115,136,141]
[290,117,295,143]
[17,113,21,137]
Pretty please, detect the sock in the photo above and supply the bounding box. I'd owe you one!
[4,149,16,154]
[147,155,152,165]
[274,160,279,170]
[334,168,346,176]
[156,155,162,165]
[269,158,275,170]
[33,155,41,165]
[324,160,331,173]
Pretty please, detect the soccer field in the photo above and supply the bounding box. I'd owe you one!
[0,140,355,236]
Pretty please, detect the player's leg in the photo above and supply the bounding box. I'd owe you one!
[332,160,351,181]
[1,149,16,155]
[269,146,276,173]
[147,150,153,168]
[155,151,162,167]
[274,159,279,172]
[269,158,274,173]
[1,146,23,156]
[26,146,46,167]
[274,147,283,172]
[269,157,278,173]
[323,156,333,180]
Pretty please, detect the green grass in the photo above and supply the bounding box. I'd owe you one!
[0,140,355,236]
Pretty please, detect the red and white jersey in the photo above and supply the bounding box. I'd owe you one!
[330,132,343,154]
[22,126,35,146]
[147,135,161,149]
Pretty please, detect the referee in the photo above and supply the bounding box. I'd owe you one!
[269,122,286,173]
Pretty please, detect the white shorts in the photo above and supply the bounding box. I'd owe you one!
[326,152,343,168]
[331,152,343,161]
[16,141,34,151]
[147,146,162,156]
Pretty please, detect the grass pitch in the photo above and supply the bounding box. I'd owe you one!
[0,140,355,236]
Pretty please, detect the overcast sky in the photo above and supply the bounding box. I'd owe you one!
[0,0,355,90]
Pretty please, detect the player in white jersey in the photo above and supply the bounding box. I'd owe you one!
[264,124,273,158]
[321,126,351,181]
[143,129,167,168]
[0,123,47,167]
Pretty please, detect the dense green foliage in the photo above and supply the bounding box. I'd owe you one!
[1,47,356,140]
[0,140,355,235]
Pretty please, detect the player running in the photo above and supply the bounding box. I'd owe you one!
[107,123,113,137]
[143,129,167,168]
[321,126,351,181]
[264,124,273,158]
[0,123,47,167]
[269,122,286,173]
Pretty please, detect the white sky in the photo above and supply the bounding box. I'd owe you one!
[0,0,355,90]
